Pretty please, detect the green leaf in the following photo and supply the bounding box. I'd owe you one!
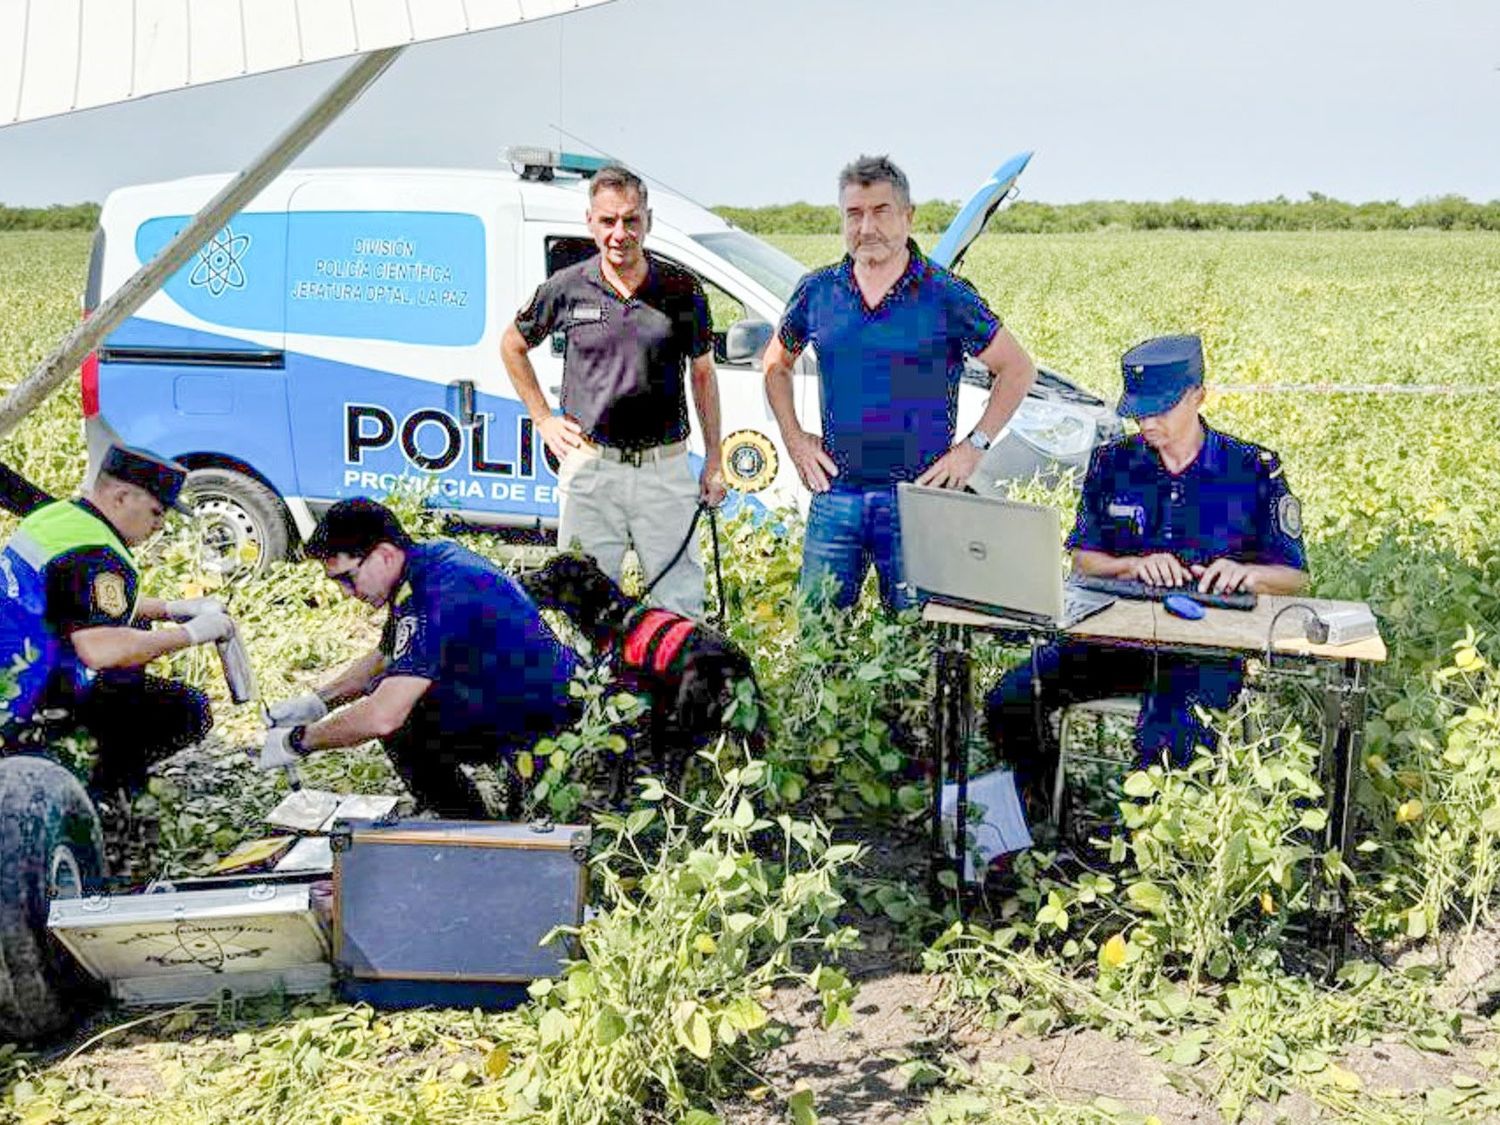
[824,843,862,864]
[733,798,756,829]
[1122,771,1155,797]
[1406,909,1429,939]
[1126,880,1167,914]
[725,996,769,1031]
[483,1045,511,1078]
[1298,807,1329,832]
[566,967,598,1000]
[539,1008,571,1046]
[788,1087,819,1125]
[595,1005,626,1046]
[1171,1039,1202,1066]
[625,808,656,835]
[1153,984,1190,1019]
[674,1004,713,1060]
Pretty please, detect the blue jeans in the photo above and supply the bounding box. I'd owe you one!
[800,486,913,612]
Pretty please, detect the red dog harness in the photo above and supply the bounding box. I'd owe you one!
[617,608,698,677]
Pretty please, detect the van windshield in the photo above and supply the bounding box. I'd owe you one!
[690,231,807,303]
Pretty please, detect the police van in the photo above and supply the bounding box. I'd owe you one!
[83,148,1119,569]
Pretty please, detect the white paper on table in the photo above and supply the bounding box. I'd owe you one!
[274,836,334,873]
[329,794,400,824]
[940,768,1033,882]
[265,791,401,834]
[265,789,341,833]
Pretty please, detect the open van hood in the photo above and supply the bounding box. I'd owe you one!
[928,151,1033,272]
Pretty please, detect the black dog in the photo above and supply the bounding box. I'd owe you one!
[521,553,761,795]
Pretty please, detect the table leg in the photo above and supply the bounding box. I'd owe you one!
[928,623,972,913]
[952,630,972,913]
[929,630,950,903]
[1314,657,1368,971]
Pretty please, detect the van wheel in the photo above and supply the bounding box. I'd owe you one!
[182,468,292,574]
[0,755,106,1042]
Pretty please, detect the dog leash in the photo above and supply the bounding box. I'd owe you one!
[640,501,728,627]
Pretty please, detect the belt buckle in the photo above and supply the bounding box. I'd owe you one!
[622,447,646,468]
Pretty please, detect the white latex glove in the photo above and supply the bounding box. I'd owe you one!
[265,692,328,728]
[180,610,235,646]
[163,596,226,622]
[258,727,303,771]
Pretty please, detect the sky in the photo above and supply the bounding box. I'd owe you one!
[0,0,1495,209]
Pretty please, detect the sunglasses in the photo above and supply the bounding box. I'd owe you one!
[329,555,368,591]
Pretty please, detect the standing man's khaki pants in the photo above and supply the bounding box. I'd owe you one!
[555,445,704,617]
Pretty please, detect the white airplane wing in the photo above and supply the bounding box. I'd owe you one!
[0,0,610,129]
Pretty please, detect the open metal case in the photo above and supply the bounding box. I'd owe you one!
[47,871,332,1005]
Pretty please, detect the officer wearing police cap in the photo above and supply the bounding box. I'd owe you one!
[0,444,236,799]
[985,334,1309,814]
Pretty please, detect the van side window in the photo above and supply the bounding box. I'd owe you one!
[698,279,751,366]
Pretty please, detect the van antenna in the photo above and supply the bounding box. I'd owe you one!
[546,124,719,216]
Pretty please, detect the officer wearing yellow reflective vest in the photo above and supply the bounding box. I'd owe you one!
[0,445,235,799]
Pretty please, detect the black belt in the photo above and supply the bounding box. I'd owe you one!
[579,439,687,467]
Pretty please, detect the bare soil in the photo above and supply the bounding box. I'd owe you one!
[712,834,1500,1124]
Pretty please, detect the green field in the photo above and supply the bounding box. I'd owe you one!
[4,229,1500,1123]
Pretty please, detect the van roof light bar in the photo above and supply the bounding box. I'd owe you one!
[501,146,608,181]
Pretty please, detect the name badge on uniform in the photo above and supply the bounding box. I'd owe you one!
[570,303,604,323]
[1106,500,1146,534]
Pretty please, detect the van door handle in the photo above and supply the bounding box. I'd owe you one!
[455,379,477,427]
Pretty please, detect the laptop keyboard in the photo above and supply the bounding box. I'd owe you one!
[1070,575,1258,611]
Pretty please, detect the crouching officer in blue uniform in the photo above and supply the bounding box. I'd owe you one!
[258,499,580,818]
[0,445,233,797]
[985,335,1309,809]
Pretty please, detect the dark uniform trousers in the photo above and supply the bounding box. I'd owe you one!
[381,694,582,820]
[984,641,1243,804]
[65,671,213,797]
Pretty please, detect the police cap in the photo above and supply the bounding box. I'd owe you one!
[100,444,190,512]
[305,498,413,560]
[1117,334,1205,419]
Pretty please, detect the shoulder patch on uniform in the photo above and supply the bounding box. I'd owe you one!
[1277,494,1303,538]
[93,572,127,617]
[393,614,418,660]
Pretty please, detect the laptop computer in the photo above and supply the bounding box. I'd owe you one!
[897,484,1116,629]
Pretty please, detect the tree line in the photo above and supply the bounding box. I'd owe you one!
[0,203,101,230]
[712,194,1500,235]
[4,195,1499,234]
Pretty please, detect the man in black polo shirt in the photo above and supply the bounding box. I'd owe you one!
[500,164,725,617]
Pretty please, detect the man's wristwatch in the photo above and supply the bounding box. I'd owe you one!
[966,427,993,452]
[288,724,309,756]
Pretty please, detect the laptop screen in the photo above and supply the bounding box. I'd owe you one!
[897,484,1066,619]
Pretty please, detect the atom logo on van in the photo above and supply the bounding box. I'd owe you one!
[188,225,252,296]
